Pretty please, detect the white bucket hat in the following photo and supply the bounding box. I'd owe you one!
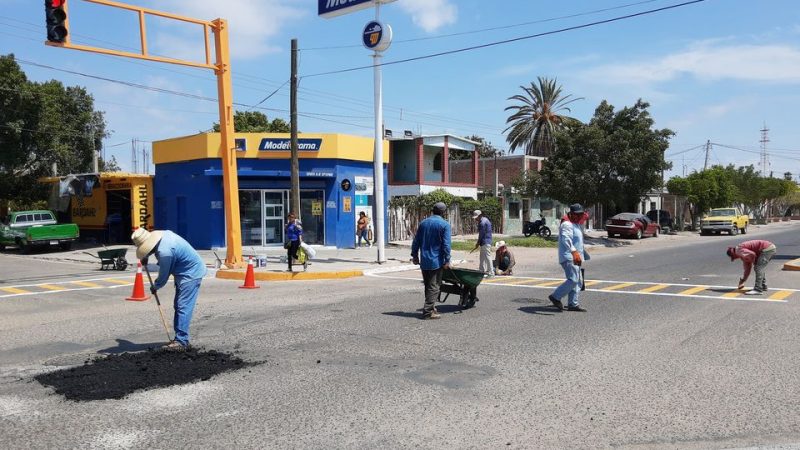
[131,228,164,260]
[495,240,506,248]
[472,210,482,219]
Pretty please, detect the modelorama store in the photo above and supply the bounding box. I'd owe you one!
[152,132,388,249]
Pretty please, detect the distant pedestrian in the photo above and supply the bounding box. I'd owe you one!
[727,239,777,295]
[132,228,207,350]
[357,211,371,248]
[285,213,303,272]
[472,210,494,277]
[411,202,452,320]
[494,241,515,276]
[549,203,591,312]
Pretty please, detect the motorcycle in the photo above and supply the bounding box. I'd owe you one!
[523,216,552,238]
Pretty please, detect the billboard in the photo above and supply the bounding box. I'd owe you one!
[318,0,396,19]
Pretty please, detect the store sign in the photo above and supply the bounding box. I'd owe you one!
[318,0,395,18]
[354,176,373,195]
[312,201,323,216]
[343,196,352,213]
[258,138,322,151]
[363,20,392,52]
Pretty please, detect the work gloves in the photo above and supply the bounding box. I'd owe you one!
[150,285,158,295]
[572,250,582,266]
[141,257,149,266]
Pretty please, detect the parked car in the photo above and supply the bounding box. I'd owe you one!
[646,209,674,232]
[700,207,749,235]
[606,213,660,239]
[0,210,79,253]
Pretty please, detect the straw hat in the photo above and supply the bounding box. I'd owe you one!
[131,228,164,260]
[495,240,507,248]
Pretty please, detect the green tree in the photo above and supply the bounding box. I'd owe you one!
[537,100,672,213]
[212,110,290,133]
[667,165,736,229]
[504,76,582,157]
[0,54,106,209]
[465,135,502,158]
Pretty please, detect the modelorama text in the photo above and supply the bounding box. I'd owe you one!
[258,138,323,151]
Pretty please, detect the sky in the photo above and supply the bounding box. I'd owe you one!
[1,0,799,181]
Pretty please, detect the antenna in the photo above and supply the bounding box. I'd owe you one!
[759,124,770,176]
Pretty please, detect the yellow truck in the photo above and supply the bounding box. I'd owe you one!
[700,208,749,236]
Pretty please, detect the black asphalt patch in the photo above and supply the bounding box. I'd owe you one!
[35,348,256,401]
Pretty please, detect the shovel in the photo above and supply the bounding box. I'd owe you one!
[143,265,173,342]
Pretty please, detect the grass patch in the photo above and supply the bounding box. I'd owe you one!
[451,236,558,251]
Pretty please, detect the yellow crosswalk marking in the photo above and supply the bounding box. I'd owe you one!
[103,279,132,285]
[0,286,30,294]
[72,281,102,288]
[678,286,707,295]
[533,280,563,287]
[639,284,669,293]
[722,291,742,298]
[481,277,502,283]
[768,290,793,301]
[38,284,67,291]
[603,282,636,291]
[583,280,601,287]
[502,278,533,285]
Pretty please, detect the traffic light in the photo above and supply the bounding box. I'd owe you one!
[44,0,68,43]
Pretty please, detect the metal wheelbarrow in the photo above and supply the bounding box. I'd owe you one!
[84,248,129,271]
[439,267,484,309]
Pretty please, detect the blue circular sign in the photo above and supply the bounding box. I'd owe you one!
[363,20,392,52]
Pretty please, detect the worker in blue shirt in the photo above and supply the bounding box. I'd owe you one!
[285,213,303,271]
[411,202,452,320]
[132,228,207,350]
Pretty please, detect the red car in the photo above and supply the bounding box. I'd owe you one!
[606,213,660,239]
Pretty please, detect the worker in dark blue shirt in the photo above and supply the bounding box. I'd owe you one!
[411,202,452,320]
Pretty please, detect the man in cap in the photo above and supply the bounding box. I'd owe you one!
[727,239,777,295]
[411,202,452,320]
[494,240,515,276]
[131,228,207,350]
[472,210,494,277]
[549,203,591,312]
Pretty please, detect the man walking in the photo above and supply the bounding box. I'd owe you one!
[411,202,452,320]
[132,227,207,350]
[472,210,494,277]
[549,204,591,312]
[727,239,777,295]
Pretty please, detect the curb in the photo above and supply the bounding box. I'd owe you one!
[783,258,800,271]
[216,269,363,282]
[364,264,417,275]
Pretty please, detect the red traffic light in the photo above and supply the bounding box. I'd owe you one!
[45,0,68,43]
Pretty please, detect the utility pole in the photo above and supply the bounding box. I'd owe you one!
[91,124,98,173]
[290,38,300,217]
[131,138,138,173]
[703,140,711,171]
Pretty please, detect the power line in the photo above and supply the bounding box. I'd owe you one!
[302,0,708,78]
[302,0,664,50]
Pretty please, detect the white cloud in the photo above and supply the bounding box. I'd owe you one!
[145,0,306,60]
[585,41,800,86]
[397,0,457,33]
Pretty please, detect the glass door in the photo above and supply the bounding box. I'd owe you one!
[263,190,286,246]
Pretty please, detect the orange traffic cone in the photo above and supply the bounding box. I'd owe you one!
[239,257,260,289]
[126,261,151,301]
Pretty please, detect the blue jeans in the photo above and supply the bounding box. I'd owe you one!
[173,277,202,346]
[358,229,370,246]
[551,261,581,307]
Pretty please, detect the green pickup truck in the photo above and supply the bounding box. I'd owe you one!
[0,210,79,253]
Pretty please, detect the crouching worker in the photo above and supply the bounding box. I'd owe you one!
[132,228,207,350]
[494,241,515,275]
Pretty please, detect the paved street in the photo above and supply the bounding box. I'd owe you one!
[1,224,799,449]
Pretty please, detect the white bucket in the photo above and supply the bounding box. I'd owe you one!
[257,255,267,268]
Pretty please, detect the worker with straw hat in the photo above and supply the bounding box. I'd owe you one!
[131,228,206,351]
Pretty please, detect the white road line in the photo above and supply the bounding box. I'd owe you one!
[367,273,791,303]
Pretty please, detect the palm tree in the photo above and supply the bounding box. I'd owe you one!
[504,77,582,157]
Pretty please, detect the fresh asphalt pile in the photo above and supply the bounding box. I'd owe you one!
[35,348,256,401]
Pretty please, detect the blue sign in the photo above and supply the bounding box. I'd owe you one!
[258,138,322,151]
[363,21,382,49]
[318,0,374,18]
[235,138,246,151]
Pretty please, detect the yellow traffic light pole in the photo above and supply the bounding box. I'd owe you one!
[46,0,244,268]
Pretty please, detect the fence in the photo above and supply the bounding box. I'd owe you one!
[389,203,466,242]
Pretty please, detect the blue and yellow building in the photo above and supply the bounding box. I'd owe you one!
[152,132,388,249]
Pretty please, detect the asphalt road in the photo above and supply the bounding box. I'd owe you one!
[1,224,799,449]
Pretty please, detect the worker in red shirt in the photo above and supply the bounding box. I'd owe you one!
[727,240,777,295]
